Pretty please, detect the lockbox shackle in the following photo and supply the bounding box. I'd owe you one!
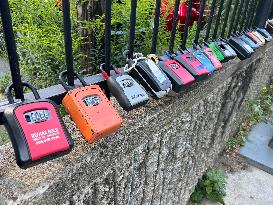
[169,0,181,52]
[151,0,161,54]
[62,0,75,86]
[193,0,206,44]
[220,0,233,38]
[233,0,245,34]
[204,0,217,42]
[227,0,240,37]
[0,0,24,100]
[212,0,225,40]
[5,82,40,104]
[100,63,121,81]
[180,0,194,50]
[59,71,88,91]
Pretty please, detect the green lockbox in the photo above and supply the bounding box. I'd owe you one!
[208,43,225,61]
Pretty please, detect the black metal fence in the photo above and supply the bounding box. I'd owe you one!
[0,0,272,124]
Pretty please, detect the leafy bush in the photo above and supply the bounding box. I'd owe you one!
[190,168,227,204]
[0,74,11,95]
[83,0,198,69]
[0,0,82,89]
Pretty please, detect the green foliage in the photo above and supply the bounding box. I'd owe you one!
[80,0,187,69]
[191,168,227,204]
[226,84,273,153]
[111,0,179,67]
[0,127,9,144]
[0,0,82,89]
[0,74,11,96]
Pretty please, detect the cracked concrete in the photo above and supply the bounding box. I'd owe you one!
[0,42,273,205]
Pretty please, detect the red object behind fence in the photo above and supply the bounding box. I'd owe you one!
[161,0,200,31]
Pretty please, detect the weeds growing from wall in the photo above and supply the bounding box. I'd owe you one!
[190,168,227,204]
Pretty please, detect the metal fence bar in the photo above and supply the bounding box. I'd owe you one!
[220,0,233,38]
[212,0,225,39]
[270,2,273,19]
[62,0,74,86]
[204,0,217,42]
[251,0,260,28]
[151,0,161,54]
[194,0,206,44]
[245,0,255,30]
[104,0,112,71]
[228,0,240,37]
[181,0,193,50]
[264,0,272,24]
[169,0,181,52]
[239,0,250,33]
[0,0,24,100]
[256,0,273,27]
[233,0,245,33]
[128,0,137,59]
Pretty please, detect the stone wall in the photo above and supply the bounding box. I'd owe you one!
[0,42,273,205]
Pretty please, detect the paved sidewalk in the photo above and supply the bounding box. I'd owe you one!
[204,166,273,205]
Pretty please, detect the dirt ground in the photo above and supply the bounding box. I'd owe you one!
[214,151,249,173]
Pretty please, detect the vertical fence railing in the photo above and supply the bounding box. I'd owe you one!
[204,0,217,42]
[239,0,249,33]
[62,0,74,86]
[193,0,206,44]
[228,0,239,37]
[212,0,225,40]
[169,0,181,52]
[181,0,194,50]
[151,0,161,54]
[247,0,258,30]
[233,0,245,34]
[104,0,112,72]
[244,0,254,31]
[220,0,233,38]
[256,0,273,27]
[128,0,137,59]
[270,1,273,19]
[0,0,24,100]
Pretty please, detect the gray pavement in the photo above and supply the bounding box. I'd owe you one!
[239,122,273,175]
[204,166,273,205]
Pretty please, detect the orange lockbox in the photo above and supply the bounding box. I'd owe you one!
[60,71,123,144]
